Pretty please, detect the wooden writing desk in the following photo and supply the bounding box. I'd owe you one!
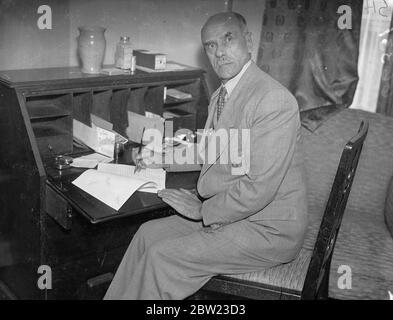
[0,65,208,299]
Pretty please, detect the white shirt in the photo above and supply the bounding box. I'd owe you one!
[213,60,252,128]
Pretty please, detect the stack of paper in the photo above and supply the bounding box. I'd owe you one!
[90,114,128,145]
[73,119,115,158]
[71,153,113,168]
[72,163,166,211]
[136,62,191,73]
[166,88,192,100]
[73,115,128,159]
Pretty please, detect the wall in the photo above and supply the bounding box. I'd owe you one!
[68,0,265,91]
[233,0,265,64]
[0,0,266,92]
[0,0,70,70]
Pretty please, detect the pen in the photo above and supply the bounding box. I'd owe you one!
[134,127,145,173]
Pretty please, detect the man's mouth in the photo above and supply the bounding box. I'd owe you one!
[218,61,232,67]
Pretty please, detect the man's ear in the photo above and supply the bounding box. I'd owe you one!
[245,31,253,53]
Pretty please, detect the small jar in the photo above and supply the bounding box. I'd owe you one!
[115,36,133,70]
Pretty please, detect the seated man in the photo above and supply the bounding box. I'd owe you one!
[104,11,308,300]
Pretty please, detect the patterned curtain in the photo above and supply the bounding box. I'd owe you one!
[377,11,393,117]
[257,0,363,131]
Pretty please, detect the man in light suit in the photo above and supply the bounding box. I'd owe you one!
[104,12,308,300]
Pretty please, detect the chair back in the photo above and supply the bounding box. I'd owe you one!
[301,121,369,299]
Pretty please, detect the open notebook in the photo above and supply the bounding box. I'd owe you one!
[72,163,166,211]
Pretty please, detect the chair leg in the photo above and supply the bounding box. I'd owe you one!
[316,268,330,300]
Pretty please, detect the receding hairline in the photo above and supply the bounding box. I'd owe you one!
[201,12,248,36]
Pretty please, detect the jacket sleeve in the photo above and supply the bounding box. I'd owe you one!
[201,89,300,226]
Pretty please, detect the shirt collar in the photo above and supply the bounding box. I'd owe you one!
[222,60,252,98]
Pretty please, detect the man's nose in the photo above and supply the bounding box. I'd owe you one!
[215,42,226,57]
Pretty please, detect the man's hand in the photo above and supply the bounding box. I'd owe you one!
[132,147,168,172]
[202,223,223,233]
[157,188,202,221]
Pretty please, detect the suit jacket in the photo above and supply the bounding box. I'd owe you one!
[197,62,308,237]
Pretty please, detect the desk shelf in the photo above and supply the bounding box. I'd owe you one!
[29,107,70,121]
[26,93,72,119]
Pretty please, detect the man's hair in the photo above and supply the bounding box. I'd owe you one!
[233,12,247,32]
[202,12,249,34]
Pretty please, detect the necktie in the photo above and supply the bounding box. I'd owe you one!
[217,85,227,122]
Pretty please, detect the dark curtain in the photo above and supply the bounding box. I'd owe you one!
[377,12,393,117]
[257,0,363,131]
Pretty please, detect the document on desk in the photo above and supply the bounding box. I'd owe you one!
[72,163,166,211]
[126,111,165,153]
[73,119,115,158]
[70,153,113,169]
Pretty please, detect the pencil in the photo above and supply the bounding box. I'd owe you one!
[134,127,145,173]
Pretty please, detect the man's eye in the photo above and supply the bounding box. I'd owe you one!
[225,35,233,43]
[206,43,216,51]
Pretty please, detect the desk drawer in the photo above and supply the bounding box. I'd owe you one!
[42,195,172,265]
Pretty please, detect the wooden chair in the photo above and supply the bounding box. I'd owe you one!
[194,121,369,300]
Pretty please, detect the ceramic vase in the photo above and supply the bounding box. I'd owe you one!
[77,26,106,74]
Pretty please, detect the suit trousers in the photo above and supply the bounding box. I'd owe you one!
[103,214,300,300]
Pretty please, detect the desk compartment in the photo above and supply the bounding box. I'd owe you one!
[26,94,72,120]
[32,119,72,157]
[163,80,201,134]
[164,106,196,134]
[26,93,73,158]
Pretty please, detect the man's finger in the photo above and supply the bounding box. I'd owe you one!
[179,188,199,200]
[161,198,184,214]
[158,189,183,198]
[160,194,185,206]
[180,188,193,195]
[159,191,198,206]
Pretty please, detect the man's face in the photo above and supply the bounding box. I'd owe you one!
[202,18,252,82]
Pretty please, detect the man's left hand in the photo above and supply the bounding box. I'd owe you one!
[157,188,202,221]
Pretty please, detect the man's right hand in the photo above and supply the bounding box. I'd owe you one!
[131,147,168,172]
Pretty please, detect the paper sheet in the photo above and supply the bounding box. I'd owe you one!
[72,170,155,210]
[73,119,116,158]
[72,164,166,210]
[126,111,165,153]
[73,119,97,149]
[91,114,128,144]
[97,163,166,192]
[91,114,113,131]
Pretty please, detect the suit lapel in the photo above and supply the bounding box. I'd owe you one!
[199,95,236,178]
[199,62,260,178]
[199,93,220,178]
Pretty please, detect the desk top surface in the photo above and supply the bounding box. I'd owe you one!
[0,63,203,88]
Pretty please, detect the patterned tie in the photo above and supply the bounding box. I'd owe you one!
[217,85,227,122]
